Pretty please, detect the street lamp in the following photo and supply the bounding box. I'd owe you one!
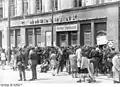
[51,0,54,47]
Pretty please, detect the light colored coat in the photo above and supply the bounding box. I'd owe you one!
[69,54,77,72]
[76,48,82,67]
[112,54,120,82]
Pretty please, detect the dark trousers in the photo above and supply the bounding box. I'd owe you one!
[18,66,26,80]
[92,57,99,75]
[57,61,64,74]
[31,65,37,79]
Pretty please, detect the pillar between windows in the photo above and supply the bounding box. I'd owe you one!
[33,28,36,46]
[13,29,16,47]
[91,21,95,46]
[77,23,80,45]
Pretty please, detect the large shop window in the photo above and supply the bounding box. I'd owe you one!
[27,29,33,46]
[46,32,52,46]
[35,28,41,46]
[16,29,20,47]
[59,33,67,47]
[80,24,92,46]
[10,30,14,46]
[70,32,77,46]
[57,32,77,47]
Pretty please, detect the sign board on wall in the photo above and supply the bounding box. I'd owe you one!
[56,24,77,32]
[97,35,107,45]
[46,32,52,46]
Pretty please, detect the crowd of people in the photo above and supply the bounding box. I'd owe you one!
[0,44,120,83]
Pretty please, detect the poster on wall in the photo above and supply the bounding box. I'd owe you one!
[46,32,52,46]
[97,35,107,45]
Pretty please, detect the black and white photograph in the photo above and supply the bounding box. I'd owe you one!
[0,0,120,87]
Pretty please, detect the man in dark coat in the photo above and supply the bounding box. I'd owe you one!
[29,47,38,80]
[16,48,26,81]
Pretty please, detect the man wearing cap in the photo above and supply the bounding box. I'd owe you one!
[16,48,26,81]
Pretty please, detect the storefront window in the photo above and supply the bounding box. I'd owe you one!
[84,31,92,46]
[27,29,33,46]
[10,30,14,46]
[80,24,92,46]
[35,28,41,46]
[60,33,66,41]
[71,32,77,45]
[46,32,52,46]
[16,29,20,47]
[59,33,68,47]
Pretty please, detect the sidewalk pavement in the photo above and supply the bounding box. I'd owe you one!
[0,66,114,84]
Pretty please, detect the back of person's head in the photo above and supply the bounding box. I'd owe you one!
[2,49,5,53]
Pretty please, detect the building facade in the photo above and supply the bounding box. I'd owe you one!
[0,0,120,50]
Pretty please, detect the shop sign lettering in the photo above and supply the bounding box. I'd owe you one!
[54,14,78,23]
[30,19,51,25]
[56,24,77,31]
[21,14,79,26]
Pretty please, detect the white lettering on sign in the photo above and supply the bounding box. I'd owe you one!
[56,24,77,31]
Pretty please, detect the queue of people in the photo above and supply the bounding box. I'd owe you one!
[0,44,120,83]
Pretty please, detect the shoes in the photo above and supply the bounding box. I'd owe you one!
[77,80,81,83]
[18,79,22,81]
[52,74,55,76]
[114,81,120,83]
[24,79,26,81]
[29,79,35,81]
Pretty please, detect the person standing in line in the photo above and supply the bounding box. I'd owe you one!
[1,49,6,70]
[29,47,38,81]
[112,52,120,83]
[76,46,82,82]
[57,47,64,74]
[16,48,26,81]
[10,51,16,70]
[69,51,77,78]
[50,50,57,76]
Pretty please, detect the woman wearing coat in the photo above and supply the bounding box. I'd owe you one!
[112,52,120,83]
[69,52,77,78]
[50,50,58,76]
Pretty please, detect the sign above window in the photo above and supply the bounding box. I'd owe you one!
[56,24,77,32]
